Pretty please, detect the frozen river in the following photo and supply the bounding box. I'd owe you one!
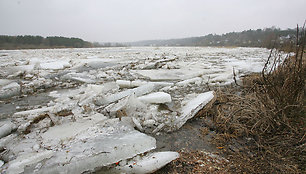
[0,47,270,173]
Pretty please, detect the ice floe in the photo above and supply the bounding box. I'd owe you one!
[0,47,273,173]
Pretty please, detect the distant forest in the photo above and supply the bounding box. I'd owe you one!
[0,35,92,49]
[0,27,299,50]
[131,27,298,48]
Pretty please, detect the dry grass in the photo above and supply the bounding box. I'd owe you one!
[206,27,306,173]
[154,150,230,174]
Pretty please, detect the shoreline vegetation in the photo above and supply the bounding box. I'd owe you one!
[155,27,305,173]
[0,27,299,50]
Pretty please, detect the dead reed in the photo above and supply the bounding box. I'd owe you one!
[206,26,305,173]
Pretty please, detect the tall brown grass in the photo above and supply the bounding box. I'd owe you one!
[207,26,305,173]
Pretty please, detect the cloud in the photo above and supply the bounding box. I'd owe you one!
[0,0,305,42]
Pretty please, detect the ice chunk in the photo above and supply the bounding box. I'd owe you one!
[0,79,12,87]
[173,91,215,130]
[131,80,149,87]
[131,68,206,81]
[116,80,174,89]
[78,83,119,106]
[132,117,143,131]
[138,92,172,104]
[0,134,17,149]
[152,123,165,134]
[0,121,16,139]
[110,152,179,174]
[6,150,54,174]
[30,121,156,174]
[0,160,4,167]
[40,60,70,70]
[116,80,133,88]
[150,82,174,87]
[95,83,156,106]
[106,94,148,126]
[61,72,96,83]
[143,119,156,127]
[13,107,53,118]
[0,82,20,99]
[42,114,107,143]
[176,77,202,86]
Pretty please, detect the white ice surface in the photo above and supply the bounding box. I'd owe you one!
[7,151,54,174]
[176,77,202,86]
[41,113,107,143]
[0,82,20,99]
[28,118,157,174]
[40,60,70,70]
[174,91,215,130]
[0,121,16,138]
[13,107,53,118]
[0,79,12,87]
[111,151,179,174]
[131,68,206,81]
[138,92,172,104]
[95,83,156,106]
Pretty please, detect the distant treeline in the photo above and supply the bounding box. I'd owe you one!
[0,35,92,49]
[0,27,300,50]
[92,42,127,47]
[131,27,298,48]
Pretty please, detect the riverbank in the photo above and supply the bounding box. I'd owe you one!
[156,46,305,173]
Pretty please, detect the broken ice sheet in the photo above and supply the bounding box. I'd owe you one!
[61,72,96,83]
[172,91,215,130]
[106,151,180,174]
[131,68,206,81]
[94,83,156,106]
[0,121,16,139]
[176,77,202,87]
[41,113,108,145]
[7,150,54,174]
[138,92,172,104]
[0,82,21,100]
[15,118,157,174]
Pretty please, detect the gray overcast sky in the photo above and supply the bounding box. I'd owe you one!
[0,0,305,42]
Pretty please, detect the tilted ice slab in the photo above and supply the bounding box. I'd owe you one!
[131,68,206,81]
[95,83,159,106]
[108,152,179,174]
[173,91,215,130]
